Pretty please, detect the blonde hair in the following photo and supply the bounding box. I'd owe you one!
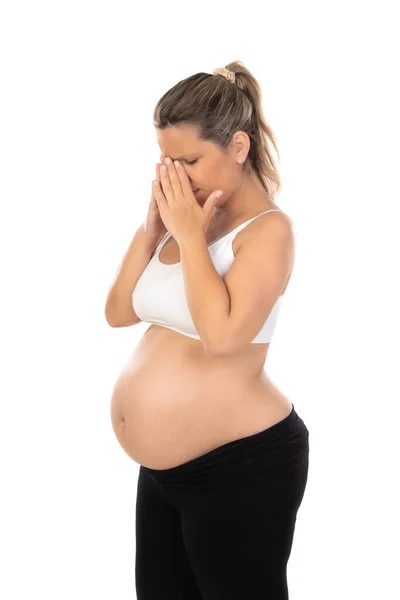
[153,60,281,200]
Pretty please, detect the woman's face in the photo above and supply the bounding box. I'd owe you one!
[156,124,240,206]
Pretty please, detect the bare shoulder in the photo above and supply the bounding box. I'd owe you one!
[233,207,294,255]
[229,207,295,298]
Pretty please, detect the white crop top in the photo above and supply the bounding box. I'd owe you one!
[132,209,284,343]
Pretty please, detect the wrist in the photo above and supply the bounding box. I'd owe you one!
[135,225,163,253]
[178,230,206,252]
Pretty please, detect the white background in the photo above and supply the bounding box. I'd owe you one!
[1,1,399,598]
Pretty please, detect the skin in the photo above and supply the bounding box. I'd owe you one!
[156,123,277,228]
[109,122,293,470]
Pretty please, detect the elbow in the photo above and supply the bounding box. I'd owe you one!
[203,324,236,357]
[204,336,234,358]
[105,315,119,327]
[204,344,220,357]
[205,330,250,357]
[203,339,221,358]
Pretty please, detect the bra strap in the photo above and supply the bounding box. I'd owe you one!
[233,208,283,233]
[155,232,171,253]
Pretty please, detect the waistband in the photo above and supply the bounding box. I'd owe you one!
[141,403,308,487]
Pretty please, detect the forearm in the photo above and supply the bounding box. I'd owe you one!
[105,225,161,322]
[179,234,230,354]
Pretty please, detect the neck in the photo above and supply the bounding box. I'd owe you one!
[213,168,273,224]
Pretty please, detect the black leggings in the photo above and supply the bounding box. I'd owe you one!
[135,403,309,600]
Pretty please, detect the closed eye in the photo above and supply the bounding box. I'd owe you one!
[185,159,198,166]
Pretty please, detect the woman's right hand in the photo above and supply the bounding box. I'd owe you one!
[143,153,168,245]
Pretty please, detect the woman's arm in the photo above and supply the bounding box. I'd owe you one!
[104,225,164,327]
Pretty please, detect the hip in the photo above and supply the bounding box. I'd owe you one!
[141,403,309,508]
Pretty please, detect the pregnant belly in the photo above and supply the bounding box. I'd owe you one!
[109,327,291,470]
[110,362,244,469]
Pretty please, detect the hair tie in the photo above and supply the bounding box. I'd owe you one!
[213,67,236,84]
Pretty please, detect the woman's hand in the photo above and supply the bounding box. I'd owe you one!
[152,157,223,247]
[143,154,168,244]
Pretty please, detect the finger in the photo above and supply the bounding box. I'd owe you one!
[165,159,184,197]
[160,163,174,199]
[157,157,165,181]
[174,160,193,197]
[151,177,157,199]
[152,180,166,209]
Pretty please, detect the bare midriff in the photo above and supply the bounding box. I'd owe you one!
[110,206,293,470]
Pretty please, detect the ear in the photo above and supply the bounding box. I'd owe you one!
[232,131,250,164]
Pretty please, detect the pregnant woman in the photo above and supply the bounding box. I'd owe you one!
[105,61,310,600]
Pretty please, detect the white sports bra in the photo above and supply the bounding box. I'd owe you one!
[132,209,284,343]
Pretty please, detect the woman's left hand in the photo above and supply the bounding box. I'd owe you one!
[152,157,223,247]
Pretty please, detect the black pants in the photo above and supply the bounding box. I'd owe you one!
[135,403,309,600]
